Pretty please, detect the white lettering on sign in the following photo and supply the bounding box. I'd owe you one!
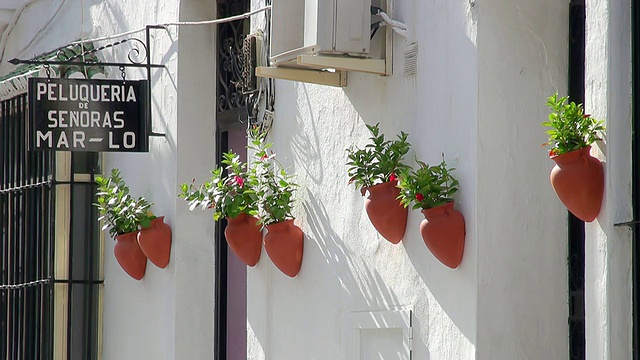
[46,110,129,129]
[109,132,119,149]
[123,132,135,149]
[56,132,69,148]
[36,83,137,103]
[73,131,85,148]
[36,131,52,147]
[36,83,47,100]
[31,79,144,151]
[35,130,135,150]
[114,111,124,128]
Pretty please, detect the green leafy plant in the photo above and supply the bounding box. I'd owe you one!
[542,92,605,156]
[397,157,459,210]
[346,123,411,190]
[94,168,154,238]
[179,151,258,221]
[248,128,298,226]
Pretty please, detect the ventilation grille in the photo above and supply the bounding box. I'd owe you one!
[404,42,418,77]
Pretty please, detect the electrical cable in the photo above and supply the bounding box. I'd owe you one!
[370,21,382,40]
[14,0,66,61]
[370,5,407,38]
[384,22,407,38]
[3,5,272,65]
[0,0,55,65]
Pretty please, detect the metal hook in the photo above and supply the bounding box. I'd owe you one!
[43,64,51,81]
[119,66,126,81]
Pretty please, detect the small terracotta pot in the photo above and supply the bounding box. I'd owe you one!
[114,231,147,280]
[264,219,304,277]
[550,146,604,222]
[364,181,408,244]
[225,213,262,267]
[420,202,465,269]
[137,216,172,269]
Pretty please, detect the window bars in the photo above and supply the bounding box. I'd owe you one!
[0,93,55,360]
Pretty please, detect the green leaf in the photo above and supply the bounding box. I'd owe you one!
[140,217,151,229]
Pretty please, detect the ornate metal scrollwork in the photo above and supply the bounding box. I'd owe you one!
[8,29,164,72]
[217,0,249,114]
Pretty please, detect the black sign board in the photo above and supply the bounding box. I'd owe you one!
[28,78,149,152]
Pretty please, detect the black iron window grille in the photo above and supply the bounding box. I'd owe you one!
[216,0,251,126]
[0,91,103,359]
[0,93,55,359]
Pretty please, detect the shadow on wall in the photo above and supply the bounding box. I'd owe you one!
[92,1,181,205]
[247,79,434,358]
[337,0,479,349]
[303,190,432,358]
[94,1,179,135]
[288,88,323,184]
[304,190,401,307]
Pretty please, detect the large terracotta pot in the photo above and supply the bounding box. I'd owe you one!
[364,180,408,244]
[420,202,465,269]
[137,216,172,269]
[264,219,304,277]
[224,213,262,267]
[114,231,147,280]
[550,146,604,222]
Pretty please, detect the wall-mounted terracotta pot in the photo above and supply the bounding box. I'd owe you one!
[137,216,172,269]
[264,219,303,277]
[364,180,408,244]
[114,231,147,280]
[224,213,262,267]
[420,202,465,269]
[550,146,604,222]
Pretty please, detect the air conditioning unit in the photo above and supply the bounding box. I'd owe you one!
[257,0,393,87]
[270,0,372,66]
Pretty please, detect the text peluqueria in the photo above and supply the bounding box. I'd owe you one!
[34,82,141,150]
[37,82,137,128]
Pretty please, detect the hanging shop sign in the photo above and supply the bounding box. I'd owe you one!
[28,78,149,152]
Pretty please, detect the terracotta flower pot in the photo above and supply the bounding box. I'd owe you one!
[224,213,263,267]
[137,216,172,269]
[420,202,465,269]
[114,231,147,280]
[364,180,408,244]
[550,146,604,222]
[264,219,304,277]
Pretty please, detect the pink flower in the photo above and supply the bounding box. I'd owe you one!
[233,175,245,187]
[415,193,425,202]
[389,173,397,181]
[260,154,268,161]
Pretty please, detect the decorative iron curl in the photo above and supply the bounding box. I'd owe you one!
[56,49,69,61]
[52,37,148,66]
[125,38,149,65]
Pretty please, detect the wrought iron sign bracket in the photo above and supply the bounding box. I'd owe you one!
[8,25,168,138]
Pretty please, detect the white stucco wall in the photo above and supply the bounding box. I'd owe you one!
[585,0,633,359]
[476,1,569,359]
[0,1,217,359]
[2,0,633,359]
[248,1,479,359]
[248,0,570,359]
